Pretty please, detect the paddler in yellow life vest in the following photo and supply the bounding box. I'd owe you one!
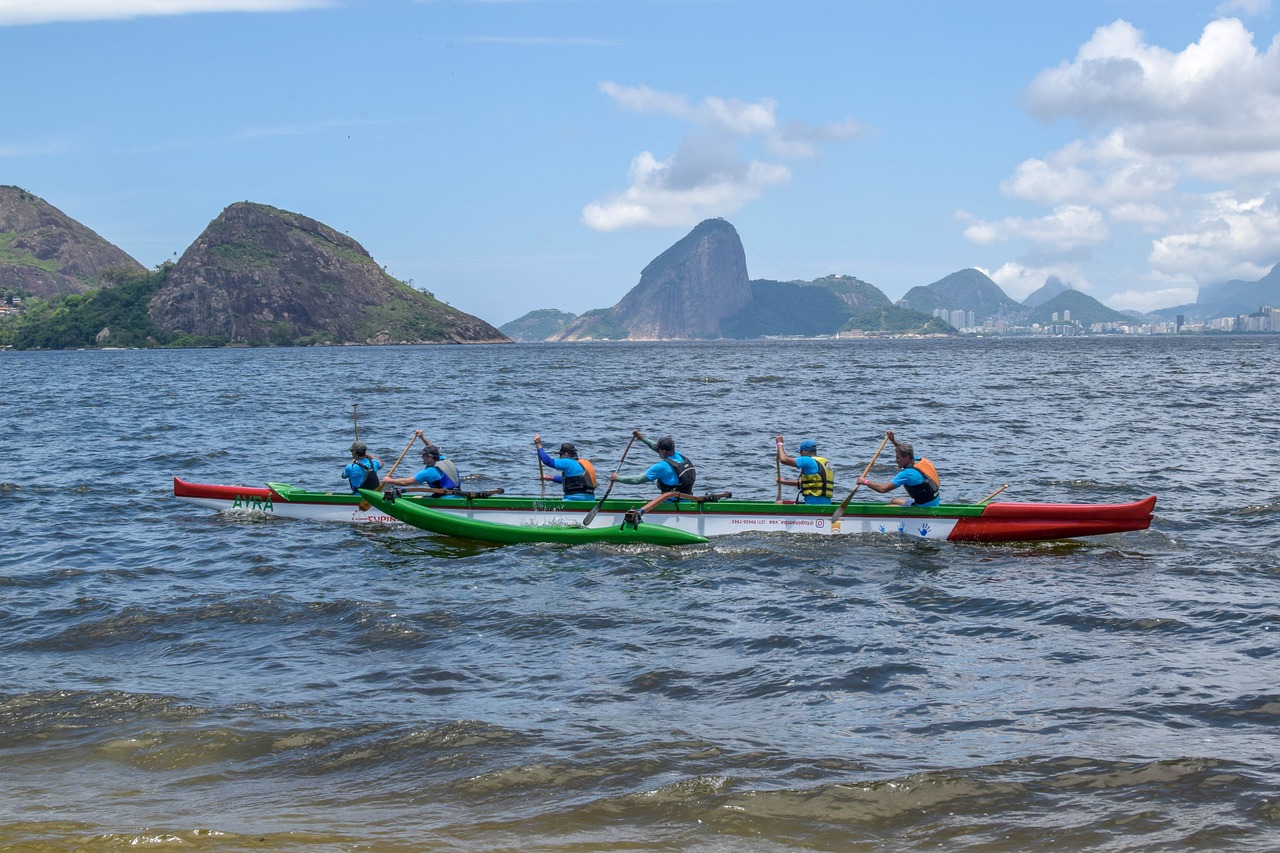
[858,430,940,507]
[775,435,835,504]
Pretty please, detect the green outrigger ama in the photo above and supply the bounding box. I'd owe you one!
[357,489,709,547]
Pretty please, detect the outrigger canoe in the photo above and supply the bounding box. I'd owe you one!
[357,488,708,546]
[173,477,1157,544]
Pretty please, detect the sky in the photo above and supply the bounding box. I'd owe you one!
[4,0,1280,325]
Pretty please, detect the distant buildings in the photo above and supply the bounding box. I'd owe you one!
[931,304,1277,336]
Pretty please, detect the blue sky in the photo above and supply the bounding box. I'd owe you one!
[4,0,1279,325]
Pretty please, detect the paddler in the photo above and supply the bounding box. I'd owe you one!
[610,430,696,502]
[382,439,462,496]
[342,440,383,493]
[774,436,834,504]
[533,434,597,501]
[858,430,940,507]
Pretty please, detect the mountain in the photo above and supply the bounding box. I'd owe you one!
[1025,289,1130,326]
[499,309,578,342]
[0,185,145,298]
[899,268,1026,321]
[148,202,507,345]
[720,275,893,338]
[1023,275,1071,308]
[1152,262,1280,320]
[552,218,750,340]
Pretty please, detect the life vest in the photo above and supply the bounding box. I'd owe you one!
[903,458,939,504]
[658,453,696,494]
[799,456,834,500]
[561,458,597,497]
[433,459,461,491]
[353,459,380,491]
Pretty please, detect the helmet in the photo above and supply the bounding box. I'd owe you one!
[558,442,578,458]
[421,444,442,460]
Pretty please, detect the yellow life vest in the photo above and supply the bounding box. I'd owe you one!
[799,456,834,499]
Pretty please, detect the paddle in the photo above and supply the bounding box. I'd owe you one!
[358,433,419,511]
[581,434,636,526]
[978,484,1009,504]
[774,439,783,503]
[535,436,546,497]
[830,432,892,525]
[385,486,505,499]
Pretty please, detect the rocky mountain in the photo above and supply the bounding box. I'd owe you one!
[1152,262,1280,320]
[1025,289,1130,326]
[899,268,1026,321]
[1023,275,1071,308]
[0,185,145,298]
[552,218,750,340]
[720,275,893,338]
[149,202,507,345]
[500,309,578,342]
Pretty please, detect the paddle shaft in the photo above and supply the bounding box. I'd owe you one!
[357,433,419,510]
[775,446,782,502]
[637,490,732,514]
[581,434,636,526]
[979,484,1009,504]
[353,403,359,443]
[830,432,892,524]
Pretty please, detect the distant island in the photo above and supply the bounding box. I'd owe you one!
[3,186,1278,349]
[0,186,507,349]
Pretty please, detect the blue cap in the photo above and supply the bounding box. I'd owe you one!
[799,439,817,452]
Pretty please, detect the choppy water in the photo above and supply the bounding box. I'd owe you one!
[2,337,1278,852]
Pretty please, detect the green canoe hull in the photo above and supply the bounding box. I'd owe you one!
[358,489,708,546]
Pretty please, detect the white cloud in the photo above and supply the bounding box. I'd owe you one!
[1108,285,1199,313]
[987,261,1092,300]
[1024,18,1280,175]
[1216,0,1270,16]
[1148,190,1280,279]
[961,204,1109,255]
[585,83,864,231]
[581,144,790,231]
[977,15,1280,303]
[0,0,332,26]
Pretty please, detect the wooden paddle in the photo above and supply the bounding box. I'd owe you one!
[357,433,419,511]
[535,436,546,497]
[830,432,892,525]
[774,440,783,503]
[978,484,1009,504]
[581,434,636,526]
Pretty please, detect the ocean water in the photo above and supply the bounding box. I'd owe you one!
[2,337,1278,852]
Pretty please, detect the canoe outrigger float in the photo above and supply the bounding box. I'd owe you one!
[173,477,1157,545]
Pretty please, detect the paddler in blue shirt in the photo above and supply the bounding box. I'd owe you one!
[383,441,462,496]
[775,435,834,504]
[342,440,383,493]
[610,430,696,502]
[533,434,597,501]
[858,430,940,507]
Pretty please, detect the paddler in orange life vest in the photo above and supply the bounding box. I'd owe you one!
[775,435,835,504]
[533,434,598,501]
[858,430,941,507]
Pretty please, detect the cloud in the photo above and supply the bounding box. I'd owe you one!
[0,0,332,26]
[986,261,1092,301]
[1148,190,1280,279]
[584,83,865,231]
[960,204,1109,255]
[1108,285,1199,313]
[582,139,791,231]
[976,15,1280,298]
